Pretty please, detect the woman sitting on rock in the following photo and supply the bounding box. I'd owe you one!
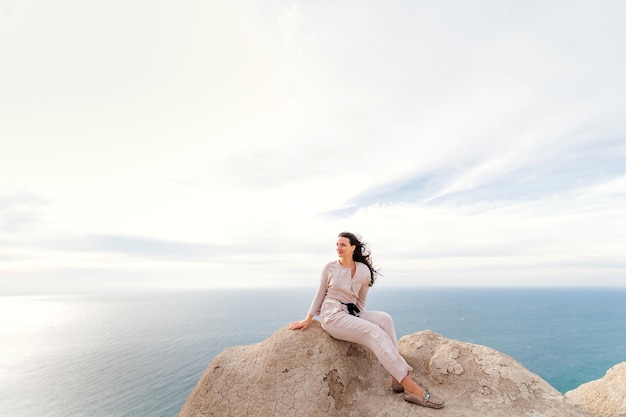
[289,232,444,409]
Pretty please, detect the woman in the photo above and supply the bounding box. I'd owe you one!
[289,232,444,409]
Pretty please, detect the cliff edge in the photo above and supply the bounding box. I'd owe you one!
[566,361,626,417]
[179,321,597,417]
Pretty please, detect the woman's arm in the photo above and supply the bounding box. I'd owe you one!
[289,263,330,331]
[356,265,370,311]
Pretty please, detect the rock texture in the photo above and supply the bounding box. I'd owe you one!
[179,321,595,417]
[566,361,626,417]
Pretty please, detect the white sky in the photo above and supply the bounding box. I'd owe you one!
[1,0,625,293]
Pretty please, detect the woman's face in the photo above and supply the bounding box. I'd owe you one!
[336,236,355,259]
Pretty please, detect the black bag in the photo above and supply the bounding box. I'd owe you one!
[342,302,361,316]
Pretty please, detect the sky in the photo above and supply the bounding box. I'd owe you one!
[1,0,625,293]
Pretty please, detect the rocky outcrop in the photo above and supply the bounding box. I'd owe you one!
[179,321,595,417]
[566,361,626,417]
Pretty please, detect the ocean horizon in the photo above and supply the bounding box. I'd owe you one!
[1,287,625,417]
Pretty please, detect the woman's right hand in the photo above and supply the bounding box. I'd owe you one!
[289,315,313,331]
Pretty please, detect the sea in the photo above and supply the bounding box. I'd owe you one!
[1,287,625,417]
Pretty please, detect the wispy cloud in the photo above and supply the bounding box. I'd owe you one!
[342,134,626,211]
[54,235,221,262]
[0,190,47,232]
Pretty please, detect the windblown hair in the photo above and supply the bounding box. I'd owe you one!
[338,232,380,286]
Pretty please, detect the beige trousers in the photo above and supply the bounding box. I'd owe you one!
[321,309,413,382]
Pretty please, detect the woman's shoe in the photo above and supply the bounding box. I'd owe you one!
[403,390,445,409]
[391,380,404,393]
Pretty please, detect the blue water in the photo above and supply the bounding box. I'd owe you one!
[1,288,625,417]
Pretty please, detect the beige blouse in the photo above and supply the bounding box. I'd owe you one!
[307,260,371,318]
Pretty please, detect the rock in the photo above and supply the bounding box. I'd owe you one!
[566,361,626,417]
[179,321,594,417]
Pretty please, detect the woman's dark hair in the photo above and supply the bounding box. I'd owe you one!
[338,232,380,286]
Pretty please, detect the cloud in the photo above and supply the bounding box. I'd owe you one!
[56,235,221,262]
[0,190,47,232]
[35,233,324,264]
[1,1,626,291]
[339,131,626,213]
